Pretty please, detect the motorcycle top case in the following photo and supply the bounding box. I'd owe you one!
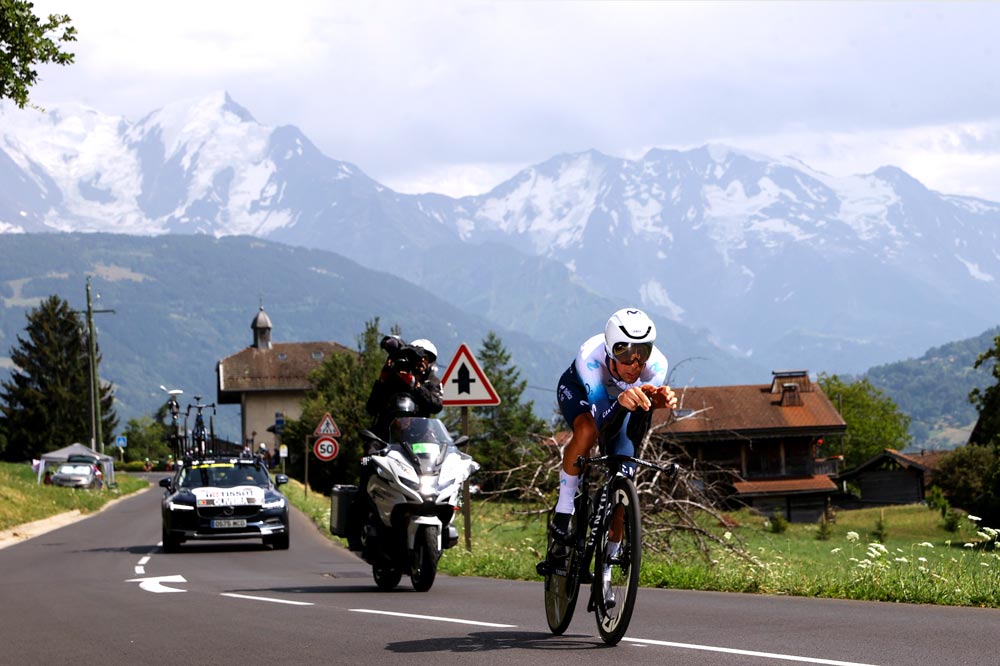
[329,484,358,537]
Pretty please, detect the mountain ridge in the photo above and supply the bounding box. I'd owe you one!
[2,92,999,380]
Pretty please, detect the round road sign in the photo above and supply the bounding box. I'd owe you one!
[314,436,339,461]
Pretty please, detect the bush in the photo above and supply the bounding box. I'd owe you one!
[816,515,833,541]
[943,508,963,532]
[872,510,888,543]
[767,511,789,534]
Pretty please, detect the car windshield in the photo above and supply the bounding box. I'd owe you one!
[177,463,271,489]
[57,464,92,475]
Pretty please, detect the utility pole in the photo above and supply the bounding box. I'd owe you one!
[84,278,115,454]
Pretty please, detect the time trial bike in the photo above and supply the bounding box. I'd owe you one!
[538,451,677,645]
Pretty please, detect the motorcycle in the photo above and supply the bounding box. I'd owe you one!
[338,416,479,592]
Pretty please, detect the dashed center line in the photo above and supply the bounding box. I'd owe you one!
[350,608,516,628]
[221,593,314,606]
[624,637,880,666]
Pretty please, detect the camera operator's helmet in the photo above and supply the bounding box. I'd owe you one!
[604,308,656,366]
[410,339,438,363]
[392,394,418,417]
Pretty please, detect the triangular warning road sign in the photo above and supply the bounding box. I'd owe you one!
[440,343,501,406]
[314,413,341,437]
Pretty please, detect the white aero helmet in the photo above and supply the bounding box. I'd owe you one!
[410,338,438,363]
[604,308,656,366]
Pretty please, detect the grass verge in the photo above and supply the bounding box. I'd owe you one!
[0,461,150,531]
[283,478,1000,608]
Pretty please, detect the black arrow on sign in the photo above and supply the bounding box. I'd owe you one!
[453,364,476,394]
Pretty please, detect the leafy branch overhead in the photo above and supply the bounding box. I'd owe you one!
[0,0,76,108]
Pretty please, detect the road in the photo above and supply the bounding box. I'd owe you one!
[2,479,996,666]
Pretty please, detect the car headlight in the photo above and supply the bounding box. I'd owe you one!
[262,498,286,510]
[167,501,195,511]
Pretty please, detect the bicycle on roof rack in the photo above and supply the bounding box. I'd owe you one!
[184,395,216,457]
[537,451,678,646]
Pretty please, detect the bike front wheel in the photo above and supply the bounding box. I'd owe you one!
[593,476,642,645]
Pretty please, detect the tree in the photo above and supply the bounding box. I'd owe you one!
[935,444,999,512]
[0,295,117,460]
[817,373,911,468]
[0,0,76,108]
[968,334,1000,446]
[121,415,171,464]
[279,319,384,491]
[456,332,548,494]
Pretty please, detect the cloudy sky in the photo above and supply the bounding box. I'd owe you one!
[25,1,1000,200]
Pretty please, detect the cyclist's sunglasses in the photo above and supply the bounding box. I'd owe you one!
[611,341,653,366]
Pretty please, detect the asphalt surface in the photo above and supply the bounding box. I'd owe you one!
[2,477,998,666]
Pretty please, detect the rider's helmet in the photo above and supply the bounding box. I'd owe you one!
[604,307,656,366]
[410,339,438,363]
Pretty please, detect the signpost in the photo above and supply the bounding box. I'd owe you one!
[439,343,500,551]
[305,413,341,499]
[313,435,339,461]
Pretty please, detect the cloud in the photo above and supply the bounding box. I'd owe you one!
[26,1,1000,200]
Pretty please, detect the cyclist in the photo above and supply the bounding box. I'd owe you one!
[551,308,677,602]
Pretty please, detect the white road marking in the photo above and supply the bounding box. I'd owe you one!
[138,556,151,566]
[126,574,187,593]
[134,566,145,575]
[351,608,516,628]
[220,593,314,606]
[624,637,880,666]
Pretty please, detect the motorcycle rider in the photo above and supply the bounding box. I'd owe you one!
[550,308,677,604]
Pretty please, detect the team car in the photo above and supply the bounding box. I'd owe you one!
[160,456,290,552]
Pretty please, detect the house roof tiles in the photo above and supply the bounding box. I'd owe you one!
[653,378,846,441]
[217,341,352,402]
[733,475,838,497]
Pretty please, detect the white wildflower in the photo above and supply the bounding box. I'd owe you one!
[846,531,860,542]
[830,547,842,554]
[918,542,934,548]
[968,515,982,522]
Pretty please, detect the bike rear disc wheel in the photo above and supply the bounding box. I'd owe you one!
[543,524,582,634]
[594,477,642,645]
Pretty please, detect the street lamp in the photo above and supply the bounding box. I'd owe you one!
[160,385,184,459]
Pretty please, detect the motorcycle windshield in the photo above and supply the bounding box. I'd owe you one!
[389,417,455,474]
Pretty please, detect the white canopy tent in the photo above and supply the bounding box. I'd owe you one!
[36,442,116,486]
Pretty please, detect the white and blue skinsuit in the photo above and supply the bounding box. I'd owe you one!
[557,333,668,466]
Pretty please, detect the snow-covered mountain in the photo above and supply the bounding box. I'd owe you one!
[3,92,999,377]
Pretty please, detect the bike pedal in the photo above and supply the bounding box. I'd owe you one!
[535,561,550,576]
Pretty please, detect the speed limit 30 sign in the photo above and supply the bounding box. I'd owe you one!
[314,435,339,461]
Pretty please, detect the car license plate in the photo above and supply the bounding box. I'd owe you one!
[212,518,247,528]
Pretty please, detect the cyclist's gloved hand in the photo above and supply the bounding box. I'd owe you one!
[397,370,416,388]
[617,387,651,411]
[642,385,677,410]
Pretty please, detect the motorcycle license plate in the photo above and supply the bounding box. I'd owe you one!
[212,518,247,528]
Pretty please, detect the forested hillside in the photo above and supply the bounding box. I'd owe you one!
[866,327,999,450]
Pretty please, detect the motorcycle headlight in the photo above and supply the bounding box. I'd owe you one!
[168,501,195,511]
[419,476,439,497]
[262,497,286,510]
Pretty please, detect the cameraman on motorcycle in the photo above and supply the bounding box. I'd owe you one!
[365,335,443,441]
[348,336,443,550]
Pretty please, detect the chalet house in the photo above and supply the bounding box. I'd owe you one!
[216,307,351,449]
[652,370,847,523]
[835,448,947,506]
